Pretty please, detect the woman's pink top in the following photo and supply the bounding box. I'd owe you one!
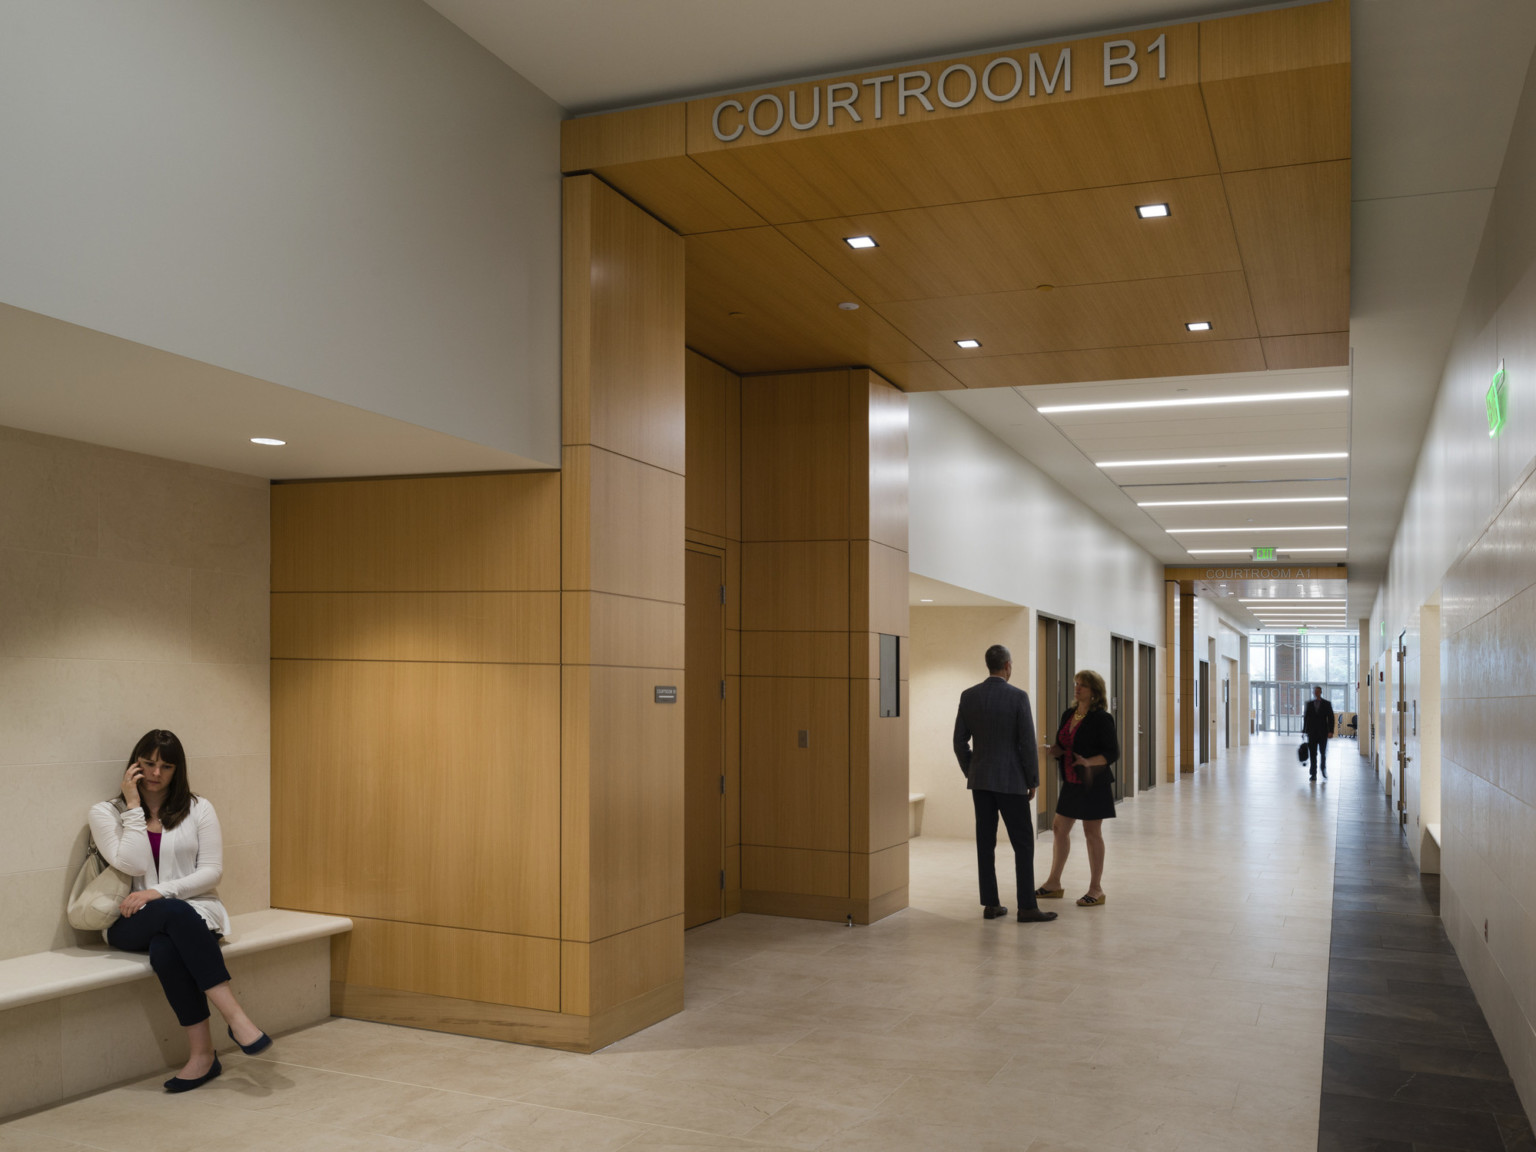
[1058,716,1082,784]
[148,831,162,871]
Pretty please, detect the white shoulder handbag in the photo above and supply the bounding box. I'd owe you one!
[67,837,131,932]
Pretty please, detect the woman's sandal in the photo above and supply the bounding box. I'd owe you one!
[1035,886,1065,899]
[1076,893,1106,907]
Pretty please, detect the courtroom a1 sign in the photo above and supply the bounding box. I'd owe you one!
[711,34,1169,142]
[1164,567,1348,582]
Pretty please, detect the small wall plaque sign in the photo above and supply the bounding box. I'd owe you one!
[654,686,677,704]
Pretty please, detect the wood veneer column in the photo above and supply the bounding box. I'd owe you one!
[560,174,687,1044]
[739,368,909,924]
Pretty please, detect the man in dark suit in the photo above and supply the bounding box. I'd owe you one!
[1303,685,1336,780]
[953,644,1057,924]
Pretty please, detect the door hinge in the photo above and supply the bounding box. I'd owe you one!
[720,679,726,700]
[719,869,726,890]
[719,585,727,604]
[719,774,725,795]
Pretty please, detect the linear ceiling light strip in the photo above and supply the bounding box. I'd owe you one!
[1100,453,1348,468]
[1038,389,1349,415]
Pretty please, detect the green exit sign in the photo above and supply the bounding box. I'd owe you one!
[1253,547,1276,560]
[1487,360,1508,437]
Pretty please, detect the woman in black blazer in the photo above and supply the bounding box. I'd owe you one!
[1037,669,1119,907]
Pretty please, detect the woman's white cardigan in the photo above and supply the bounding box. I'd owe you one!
[87,796,232,940]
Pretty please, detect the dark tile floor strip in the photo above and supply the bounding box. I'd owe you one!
[1317,749,1535,1152]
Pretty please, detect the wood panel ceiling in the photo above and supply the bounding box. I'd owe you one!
[562,0,1350,391]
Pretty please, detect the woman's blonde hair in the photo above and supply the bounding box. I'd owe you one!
[1076,669,1108,711]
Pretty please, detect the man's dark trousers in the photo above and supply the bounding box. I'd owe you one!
[973,789,1038,910]
[1308,737,1329,777]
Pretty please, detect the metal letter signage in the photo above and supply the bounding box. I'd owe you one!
[710,32,1165,142]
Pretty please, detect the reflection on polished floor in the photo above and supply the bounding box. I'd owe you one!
[3,738,1341,1152]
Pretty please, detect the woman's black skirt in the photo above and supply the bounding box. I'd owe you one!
[1056,778,1117,821]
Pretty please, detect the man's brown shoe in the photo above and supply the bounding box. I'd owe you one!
[1017,908,1058,923]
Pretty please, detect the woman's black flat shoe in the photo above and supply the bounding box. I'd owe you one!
[165,1056,221,1093]
[229,1026,273,1056]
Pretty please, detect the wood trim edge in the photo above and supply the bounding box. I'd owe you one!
[739,886,907,925]
[330,978,683,1054]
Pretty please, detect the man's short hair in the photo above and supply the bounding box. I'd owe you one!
[985,645,1011,673]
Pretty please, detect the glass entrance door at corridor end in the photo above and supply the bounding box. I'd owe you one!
[1249,632,1358,735]
[1035,614,1074,832]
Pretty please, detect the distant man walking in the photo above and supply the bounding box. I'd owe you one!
[1303,685,1336,780]
[953,645,1058,924]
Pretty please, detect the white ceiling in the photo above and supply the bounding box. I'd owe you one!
[425,0,1269,114]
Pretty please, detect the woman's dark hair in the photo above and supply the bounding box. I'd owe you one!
[1076,670,1109,712]
[118,729,196,830]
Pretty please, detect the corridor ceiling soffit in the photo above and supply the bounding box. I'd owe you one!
[0,304,543,480]
[1028,368,1352,556]
[941,363,1355,628]
[428,0,1293,114]
[564,1,1351,389]
[1177,566,1350,630]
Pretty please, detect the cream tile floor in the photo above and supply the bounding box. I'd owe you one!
[2,736,1338,1152]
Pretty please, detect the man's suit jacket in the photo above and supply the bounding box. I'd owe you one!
[1303,696,1336,741]
[953,676,1039,795]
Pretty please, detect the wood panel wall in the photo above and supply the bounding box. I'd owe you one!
[272,173,686,1053]
[684,350,743,913]
[738,369,910,923]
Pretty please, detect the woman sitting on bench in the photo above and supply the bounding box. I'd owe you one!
[88,729,271,1092]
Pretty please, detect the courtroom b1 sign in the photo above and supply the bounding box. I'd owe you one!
[711,34,1168,142]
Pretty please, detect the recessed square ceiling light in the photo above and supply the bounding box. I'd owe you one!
[955,339,981,349]
[845,235,877,249]
[1186,321,1212,332]
[1137,203,1170,218]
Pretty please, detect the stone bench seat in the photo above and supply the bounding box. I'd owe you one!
[0,908,351,1013]
[1,909,351,1119]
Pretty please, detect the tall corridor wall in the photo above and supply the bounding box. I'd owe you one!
[0,1,562,466]
[1372,40,1536,1113]
[906,394,1167,788]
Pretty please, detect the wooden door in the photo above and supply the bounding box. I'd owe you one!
[1197,660,1209,764]
[1110,637,1131,801]
[684,549,725,928]
[1138,644,1156,790]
